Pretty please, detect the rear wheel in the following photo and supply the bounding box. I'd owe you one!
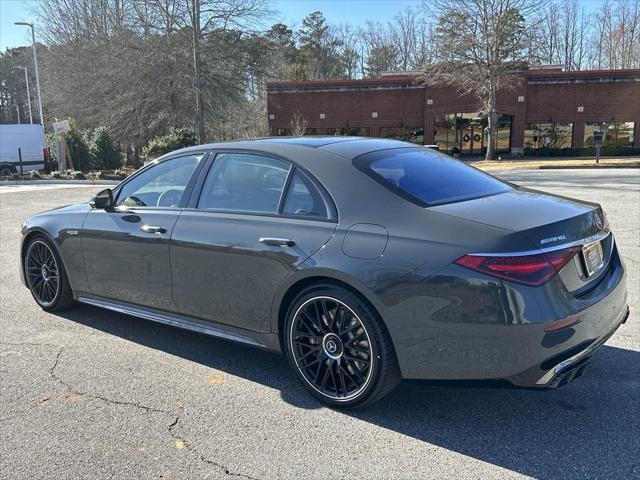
[24,236,74,311]
[284,283,401,408]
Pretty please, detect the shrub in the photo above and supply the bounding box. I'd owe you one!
[143,128,196,160]
[85,126,122,171]
[523,146,640,158]
[52,121,122,172]
[65,123,91,171]
[45,132,57,163]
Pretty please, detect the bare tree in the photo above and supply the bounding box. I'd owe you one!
[334,23,361,79]
[423,0,540,160]
[360,21,397,76]
[390,7,418,71]
[289,110,307,136]
[590,0,640,69]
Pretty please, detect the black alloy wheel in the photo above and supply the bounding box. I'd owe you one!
[285,284,401,408]
[24,236,74,311]
[26,240,60,306]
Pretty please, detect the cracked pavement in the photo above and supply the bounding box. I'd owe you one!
[1,169,639,479]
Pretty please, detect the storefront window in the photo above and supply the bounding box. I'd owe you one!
[434,112,512,155]
[327,127,370,136]
[524,123,573,149]
[434,114,458,153]
[584,122,635,147]
[379,126,423,144]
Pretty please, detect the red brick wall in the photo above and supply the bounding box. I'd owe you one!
[267,71,640,151]
[268,87,425,133]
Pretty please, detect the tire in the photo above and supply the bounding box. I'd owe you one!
[283,282,401,408]
[24,235,75,312]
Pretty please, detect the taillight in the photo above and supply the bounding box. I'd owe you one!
[455,247,579,286]
[43,148,49,162]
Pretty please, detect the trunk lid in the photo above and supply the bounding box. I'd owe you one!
[430,187,606,249]
[431,187,611,291]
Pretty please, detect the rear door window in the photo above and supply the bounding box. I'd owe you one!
[282,170,328,218]
[197,153,290,214]
[354,147,511,206]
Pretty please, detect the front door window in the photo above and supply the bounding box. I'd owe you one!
[116,154,203,208]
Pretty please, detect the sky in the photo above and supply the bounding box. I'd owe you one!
[1,0,607,51]
[0,0,422,50]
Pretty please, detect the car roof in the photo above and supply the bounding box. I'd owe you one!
[170,136,421,161]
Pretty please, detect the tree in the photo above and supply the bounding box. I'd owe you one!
[0,47,35,124]
[289,110,307,136]
[589,0,640,69]
[297,11,344,79]
[423,0,539,160]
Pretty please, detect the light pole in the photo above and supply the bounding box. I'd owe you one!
[15,104,21,124]
[13,66,33,124]
[14,22,44,126]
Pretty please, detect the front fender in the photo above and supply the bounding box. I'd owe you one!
[21,204,92,292]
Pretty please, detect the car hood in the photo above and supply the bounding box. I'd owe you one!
[34,202,92,216]
[429,187,605,250]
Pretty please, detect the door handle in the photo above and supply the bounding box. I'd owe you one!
[141,225,167,234]
[259,237,295,247]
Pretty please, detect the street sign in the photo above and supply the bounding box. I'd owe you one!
[52,119,71,134]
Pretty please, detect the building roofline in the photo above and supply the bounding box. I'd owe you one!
[266,68,640,92]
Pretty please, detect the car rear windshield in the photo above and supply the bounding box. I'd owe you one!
[353,147,511,206]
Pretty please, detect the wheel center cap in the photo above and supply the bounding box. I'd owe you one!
[41,265,49,280]
[322,333,343,359]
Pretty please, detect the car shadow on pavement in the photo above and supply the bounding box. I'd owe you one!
[57,305,639,480]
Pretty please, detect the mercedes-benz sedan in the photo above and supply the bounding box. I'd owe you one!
[21,137,629,407]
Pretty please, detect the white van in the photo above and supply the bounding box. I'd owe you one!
[0,124,48,175]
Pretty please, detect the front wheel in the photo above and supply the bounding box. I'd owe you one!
[24,235,74,311]
[284,283,401,408]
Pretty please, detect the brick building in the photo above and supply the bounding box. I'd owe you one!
[266,68,640,156]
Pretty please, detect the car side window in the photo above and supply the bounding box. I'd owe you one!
[198,153,290,214]
[282,170,328,218]
[116,154,203,208]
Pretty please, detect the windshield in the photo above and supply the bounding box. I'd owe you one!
[354,147,511,206]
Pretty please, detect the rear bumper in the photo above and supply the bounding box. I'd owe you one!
[509,303,629,388]
[393,242,629,384]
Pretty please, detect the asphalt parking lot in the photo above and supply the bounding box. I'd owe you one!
[1,169,638,480]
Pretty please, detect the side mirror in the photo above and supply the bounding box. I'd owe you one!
[90,188,114,210]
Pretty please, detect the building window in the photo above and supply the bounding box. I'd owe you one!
[327,127,370,136]
[380,126,423,144]
[584,122,635,147]
[276,127,318,136]
[524,123,573,149]
[434,112,512,155]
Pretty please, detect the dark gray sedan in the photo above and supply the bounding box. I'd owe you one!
[20,137,629,407]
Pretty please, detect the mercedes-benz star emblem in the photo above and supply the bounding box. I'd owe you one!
[594,213,604,230]
[326,340,337,353]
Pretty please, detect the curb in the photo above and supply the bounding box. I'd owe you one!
[0,179,119,185]
[538,164,640,170]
